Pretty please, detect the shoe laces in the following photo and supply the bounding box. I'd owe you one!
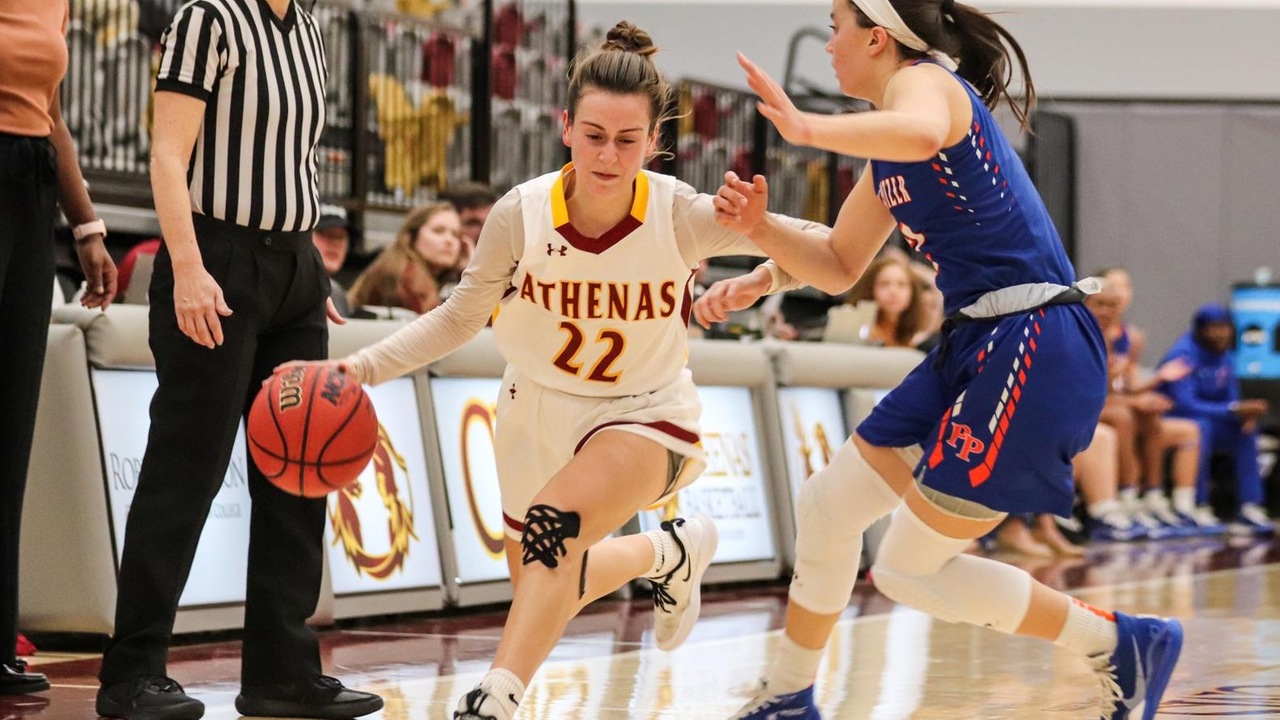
[1086,652,1123,718]
[1192,507,1220,526]
[1100,511,1134,530]
[734,681,792,718]
[651,519,691,613]
[315,675,343,691]
[457,687,497,720]
[138,676,184,695]
[9,659,29,672]
[1241,504,1271,525]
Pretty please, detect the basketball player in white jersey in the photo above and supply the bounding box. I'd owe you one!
[286,22,824,720]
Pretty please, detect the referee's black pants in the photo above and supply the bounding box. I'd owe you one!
[100,214,332,692]
[0,134,57,665]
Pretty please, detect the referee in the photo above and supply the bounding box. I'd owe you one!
[95,2,381,719]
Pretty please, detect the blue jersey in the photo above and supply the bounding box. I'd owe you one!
[870,64,1077,316]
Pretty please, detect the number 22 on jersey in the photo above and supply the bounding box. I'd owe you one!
[553,321,625,383]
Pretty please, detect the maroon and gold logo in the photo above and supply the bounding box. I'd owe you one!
[460,398,506,559]
[328,424,417,579]
[791,404,835,478]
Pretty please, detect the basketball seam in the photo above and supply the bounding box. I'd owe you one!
[316,385,376,488]
[297,368,319,496]
[248,433,377,467]
[261,375,291,480]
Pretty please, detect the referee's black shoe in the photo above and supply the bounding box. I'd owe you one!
[235,674,383,718]
[95,675,204,719]
[0,660,49,695]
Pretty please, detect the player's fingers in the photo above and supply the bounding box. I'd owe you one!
[728,176,755,197]
[714,190,746,212]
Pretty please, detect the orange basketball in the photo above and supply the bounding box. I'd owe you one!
[247,364,379,497]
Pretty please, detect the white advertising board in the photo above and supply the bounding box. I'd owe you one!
[324,377,443,595]
[430,377,510,584]
[639,385,776,564]
[92,369,251,607]
[777,387,849,503]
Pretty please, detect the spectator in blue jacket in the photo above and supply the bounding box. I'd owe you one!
[1159,303,1273,535]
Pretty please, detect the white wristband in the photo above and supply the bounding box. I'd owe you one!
[72,219,107,242]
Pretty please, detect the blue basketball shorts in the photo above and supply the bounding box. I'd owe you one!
[857,303,1107,517]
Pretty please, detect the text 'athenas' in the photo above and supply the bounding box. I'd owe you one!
[517,273,678,321]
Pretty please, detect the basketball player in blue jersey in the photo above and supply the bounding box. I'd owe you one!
[696,1,1182,718]
[282,22,827,720]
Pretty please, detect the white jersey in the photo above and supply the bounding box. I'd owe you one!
[493,168,693,397]
[347,164,827,389]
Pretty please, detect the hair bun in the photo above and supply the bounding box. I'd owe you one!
[602,21,658,57]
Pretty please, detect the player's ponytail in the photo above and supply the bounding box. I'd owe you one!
[850,0,1036,129]
[566,21,675,130]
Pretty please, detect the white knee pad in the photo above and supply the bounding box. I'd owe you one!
[789,439,902,615]
[871,506,1032,633]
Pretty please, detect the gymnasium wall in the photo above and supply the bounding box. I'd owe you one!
[577,0,1280,102]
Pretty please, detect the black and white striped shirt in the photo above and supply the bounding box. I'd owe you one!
[157,0,327,231]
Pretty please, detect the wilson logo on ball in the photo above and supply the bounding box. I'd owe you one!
[277,366,307,412]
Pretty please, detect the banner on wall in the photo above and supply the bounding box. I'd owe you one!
[430,377,510,584]
[639,385,776,564]
[324,377,443,595]
[776,387,848,503]
[1233,285,1280,379]
[92,369,251,608]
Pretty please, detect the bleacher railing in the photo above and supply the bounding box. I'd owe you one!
[60,2,865,226]
[61,0,577,212]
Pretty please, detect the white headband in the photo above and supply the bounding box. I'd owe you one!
[850,0,959,71]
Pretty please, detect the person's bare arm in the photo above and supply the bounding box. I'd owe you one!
[48,92,117,308]
[151,90,232,349]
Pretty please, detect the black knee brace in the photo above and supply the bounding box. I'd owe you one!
[521,503,581,569]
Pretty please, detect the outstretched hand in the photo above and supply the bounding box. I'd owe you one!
[738,53,812,147]
[713,171,771,237]
[692,272,771,329]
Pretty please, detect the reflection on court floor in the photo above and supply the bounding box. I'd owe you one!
[11,538,1280,719]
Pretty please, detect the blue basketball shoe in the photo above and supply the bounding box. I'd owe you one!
[1089,612,1183,719]
[730,683,820,719]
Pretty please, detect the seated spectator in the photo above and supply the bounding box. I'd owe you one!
[1085,267,1210,537]
[439,181,497,253]
[312,204,352,317]
[843,254,931,348]
[1159,303,1274,535]
[1073,423,1143,542]
[348,201,462,314]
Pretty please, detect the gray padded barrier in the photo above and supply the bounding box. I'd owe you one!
[766,342,923,569]
[421,328,516,607]
[53,303,154,369]
[19,309,454,635]
[326,318,448,618]
[19,324,117,634]
[676,339,787,584]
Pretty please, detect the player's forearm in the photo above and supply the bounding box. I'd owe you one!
[745,215,861,295]
[805,111,945,163]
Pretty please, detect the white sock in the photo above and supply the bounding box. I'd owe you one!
[1118,487,1139,510]
[761,634,824,695]
[1172,487,1196,514]
[1053,598,1118,658]
[1087,499,1121,519]
[1143,490,1168,510]
[644,528,680,579]
[479,668,524,719]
